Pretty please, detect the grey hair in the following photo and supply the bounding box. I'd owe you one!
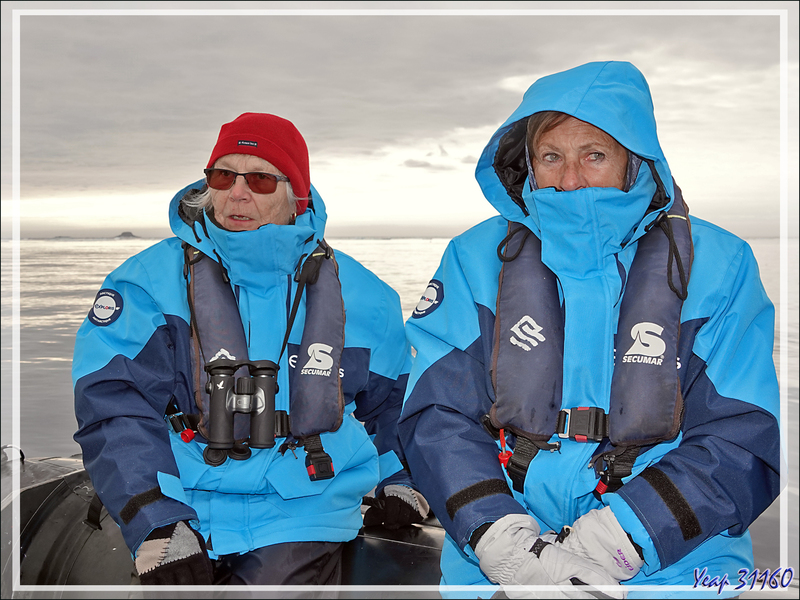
[183,179,304,213]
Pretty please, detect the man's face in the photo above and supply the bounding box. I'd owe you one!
[210,154,294,231]
[530,116,628,191]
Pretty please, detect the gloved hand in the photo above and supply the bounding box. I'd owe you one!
[474,513,624,599]
[135,521,214,585]
[363,484,430,529]
[556,507,644,582]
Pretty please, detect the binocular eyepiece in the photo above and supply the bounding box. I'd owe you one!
[202,358,278,467]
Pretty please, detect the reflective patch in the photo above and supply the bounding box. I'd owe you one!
[412,279,444,319]
[88,289,124,326]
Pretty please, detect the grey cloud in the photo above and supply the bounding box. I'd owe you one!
[403,159,456,171]
[9,9,793,201]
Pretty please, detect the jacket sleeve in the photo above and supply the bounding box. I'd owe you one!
[351,277,418,492]
[399,240,527,548]
[73,254,198,556]
[605,238,782,573]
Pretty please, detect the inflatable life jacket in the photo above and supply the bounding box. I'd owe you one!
[167,239,346,481]
[488,183,693,498]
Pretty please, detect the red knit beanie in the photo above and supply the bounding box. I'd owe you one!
[207,113,310,215]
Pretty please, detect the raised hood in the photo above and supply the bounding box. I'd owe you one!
[475,61,674,226]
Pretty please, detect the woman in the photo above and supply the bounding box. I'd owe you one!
[73,113,427,586]
[399,62,781,597]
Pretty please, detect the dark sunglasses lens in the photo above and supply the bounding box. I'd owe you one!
[243,173,279,194]
[206,169,235,190]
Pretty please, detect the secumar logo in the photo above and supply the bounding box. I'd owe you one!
[623,322,666,365]
[301,343,334,376]
[412,279,444,319]
[88,289,123,326]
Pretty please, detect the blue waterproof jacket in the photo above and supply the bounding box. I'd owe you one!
[73,181,412,559]
[399,62,781,596]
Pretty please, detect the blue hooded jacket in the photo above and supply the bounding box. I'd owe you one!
[399,61,781,596]
[73,181,412,558]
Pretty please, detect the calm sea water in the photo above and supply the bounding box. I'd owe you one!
[1,235,797,575]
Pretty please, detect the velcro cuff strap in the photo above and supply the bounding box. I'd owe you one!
[445,478,513,520]
[120,487,165,525]
[640,467,702,541]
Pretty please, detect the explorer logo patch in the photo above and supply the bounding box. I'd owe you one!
[412,279,444,319]
[237,140,258,147]
[509,315,546,351]
[88,289,123,326]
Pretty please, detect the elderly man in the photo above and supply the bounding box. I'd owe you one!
[399,62,781,597]
[73,113,428,586]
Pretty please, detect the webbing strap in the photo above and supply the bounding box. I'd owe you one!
[593,445,642,498]
[505,437,539,494]
[83,492,104,531]
[280,240,329,361]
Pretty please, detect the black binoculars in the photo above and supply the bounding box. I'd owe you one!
[202,358,278,467]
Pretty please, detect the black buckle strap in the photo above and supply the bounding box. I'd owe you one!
[556,408,608,442]
[303,434,334,481]
[593,446,641,499]
[505,436,560,494]
[166,413,194,434]
[164,400,200,442]
[505,437,538,494]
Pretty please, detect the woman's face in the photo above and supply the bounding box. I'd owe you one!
[209,154,294,231]
[531,116,628,191]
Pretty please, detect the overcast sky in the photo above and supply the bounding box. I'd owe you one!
[2,1,798,240]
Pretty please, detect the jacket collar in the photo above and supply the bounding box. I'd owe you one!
[169,180,328,294]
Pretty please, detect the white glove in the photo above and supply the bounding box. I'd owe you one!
[557,507,644,582]
[474,514,623,599]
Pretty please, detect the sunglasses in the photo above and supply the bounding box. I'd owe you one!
[204,168,290,195]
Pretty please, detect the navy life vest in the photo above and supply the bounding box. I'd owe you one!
[488,183,693,496]
[175,238,346,481]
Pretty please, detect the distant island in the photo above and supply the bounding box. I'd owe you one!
[114,231,139,239]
